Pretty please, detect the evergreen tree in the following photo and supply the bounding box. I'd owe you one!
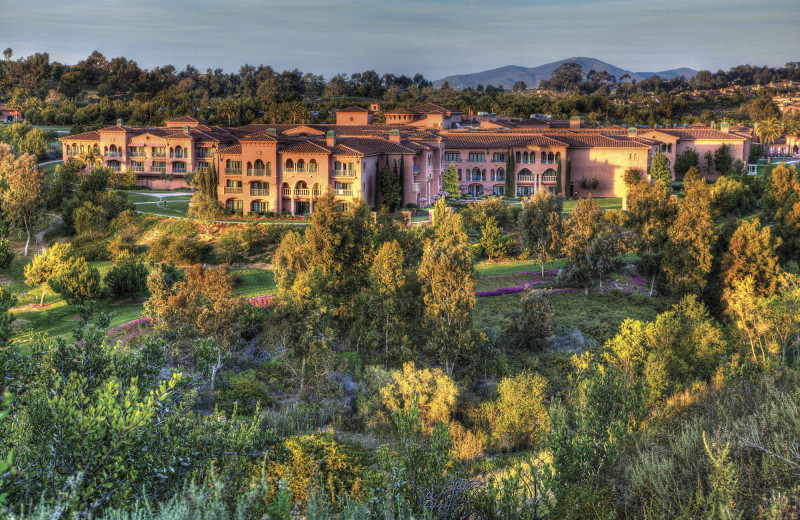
[650,150,672,185]
[674,147,699,177]
[565,156,572,197]
[663,176,716,295]
[721,220,781,298]
[504,148,515,197]
[443,162,459,197]
[379,164,401,211]
[714,144,733,175]
[518,190,563,276]
[702,151,715,177]
[369,240,408,365]
[399,155,405,207]
[556,157,563,196]
[761,163,800,262]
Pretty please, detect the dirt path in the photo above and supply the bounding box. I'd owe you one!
[35,214,63,253]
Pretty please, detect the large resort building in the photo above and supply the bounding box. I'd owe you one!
[60,104,751,214]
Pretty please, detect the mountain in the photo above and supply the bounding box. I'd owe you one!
[432,57,697,90]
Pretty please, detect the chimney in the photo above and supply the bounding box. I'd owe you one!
[628,127,638,137]
[117,118,124,127]
[266,128,277,136]
[569,116,583,129]
[183,125,190,133]
[326,130,336,147]
[370,102,381,112]
[389,128,401,143]
[720,122,730,133]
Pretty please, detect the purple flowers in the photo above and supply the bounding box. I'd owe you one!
[106,316,152,335]
[248,295,275,308]
[628,277,647,286]
[475,284,578,298]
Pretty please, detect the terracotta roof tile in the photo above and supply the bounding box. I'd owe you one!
[217,144,242,155]
[279,141,332,154]
[337,106,369,112]
[59,130,100,141]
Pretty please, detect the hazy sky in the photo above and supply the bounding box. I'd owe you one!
[1,0,797,79]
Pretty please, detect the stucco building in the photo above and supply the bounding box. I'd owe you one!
[60,104,751,214]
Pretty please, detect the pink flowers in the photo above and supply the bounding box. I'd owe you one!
[475,284,577,298]
[248,295,275,308]
[106,316,152,335]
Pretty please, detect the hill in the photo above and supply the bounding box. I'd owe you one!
[432,57,697,90]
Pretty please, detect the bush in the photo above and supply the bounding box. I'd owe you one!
[104,255,149,300]
[50,257,104,304]
[379,362,458,433]
[148,234,211,265]
[503,290,554,351]
[70,235,110,261]
[216,369,272,416]
[0,238,14,269]
[711,176,756,216]
[490,371,549,451]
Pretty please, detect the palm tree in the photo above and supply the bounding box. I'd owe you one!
[23,97,43,112]
[217,98,240,126]
[756,118,783,158]
[783,119,800,137]
[78,148,103,169]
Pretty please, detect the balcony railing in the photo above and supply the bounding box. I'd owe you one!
[284,167,295,173]
[517,175,535,183]
[333,169,356,177]
[170,153,186,159]
[224,187,243,194]
[542,175,557,183]
[248,168,267,176]
[295,189,310,197]
[129,151,147,158]
[152,152,166,158]
[130,166,145,172]
[110,166,121,172]
[282,188,291,196]
[225,168,242,175]
[250,189,269,196]
[172,168,187,174]
[105,152,122,157]
[196,151,214,158]
[312,189,323,197]
[152,166,166,173]
[334,189,354,197]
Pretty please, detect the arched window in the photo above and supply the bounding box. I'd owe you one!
[491,169,495,181]
[530,152,535,164]
[523,152,528,163]
[555,152,561,163]
[297,159,305,172]
[246,161,253,175]
[482,169,486,181]
[548,152,554,163]
[496,167,505,181]
[93,144,99,154]
[254,159,265,175]
[285,159,294,171]
[457,169,462,181]
[516,151,521,163]
[80,145,85,153]
[266,162,272,175]
[472,167,480,181]
[541,152,546,163]
[309,159,317,172]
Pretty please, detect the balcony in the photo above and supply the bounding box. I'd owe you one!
[284,167,295,173]
[172,168,187,174]
[105,152,122,158]
[517,175,535,183]
[250,189,269,196]
[224,187,243,194]
[312,189,323,197]
[333,169,356,178]
[282,187,291,196]
[152,166,166,173]
[542,175,557,183]
[225,168,242,175]
[196,151,214,158]
[248,168,267,176]
[334,189,354,197]
[170,153,187,159]
[130,166,145,172]
[129,151,147,158]
[295,188,310,197]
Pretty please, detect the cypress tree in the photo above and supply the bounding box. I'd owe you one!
[556,157,563,196]
[565,157,572,198]
[505,148,515,197]
[399,155,405,208]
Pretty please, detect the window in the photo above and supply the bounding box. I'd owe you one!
[493,153,506,162]
[445,152,461,163]
[197,161,208,172]
[225,160,242,174]
[152,147,166,158]
[496,167,505,181]
[172,161,187,173]
[493,185,504,196]
[130,161,144,172]
[152,161,166,173]
[129,147,146,157]
[227,199,243,211]
[457,169,462,181]
[468,152,485,162]
[523,152,528,163]
[251,201,268,213]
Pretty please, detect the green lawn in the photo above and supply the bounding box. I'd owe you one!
[41,161,63,177]
[135,198,192,217]
[233,268,277,298]
[126,192,162,204]
[475,253,639,277]
[562,197,622,212]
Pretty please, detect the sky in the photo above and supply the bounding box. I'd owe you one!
[1,0,798,80]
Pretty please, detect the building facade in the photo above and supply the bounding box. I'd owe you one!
[60,104,751,214]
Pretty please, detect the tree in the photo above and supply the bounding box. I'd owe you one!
[159,171,175,192]
[674,147,699,177]
[24,242,73,306]
[0,238,13,269]
[560,195,624,294]
[663,176,716,295]
[0,153,45,256]
[702,151,715,177]
[504,148,515,197]
[503,290,553,352]
[73,200,107,239]
[555,157,563,196]
[369,240,408,366]
[188,193,224,233]
[379,163,401,211]
[217,98,240,126]
[479,216,513,260]
[443,162,459,198]
[721,220,781,298]
[518,190,563,276]
[216,228,244,265]
[625,172,677,294]
[193,161,218,200]
[512,80,527,92]
[714,144,733,175]
[50,257,103,305]
[492,372,549,451]
[104,254,149,300]
[761,163,800,262]
[418,210,475,375]
[757,118,783,156]
[2,48,11,61]
[379,362,458,432]
[565,156,572,197]
[650,150,672,185]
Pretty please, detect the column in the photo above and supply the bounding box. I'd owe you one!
[290,191,295,216]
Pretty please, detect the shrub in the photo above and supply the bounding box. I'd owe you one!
[104,255,149,300]
[503,290,554,351]
[50,257,104,305]
[148,234,211,265]
[711,176,756,216]
[70,235,111,261]
[379,362,458,432]
[0,239,13,269]
[216,369,272,416]
[490,371,549,451]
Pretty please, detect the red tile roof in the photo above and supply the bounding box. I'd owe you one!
[59,130,100,141]
[337,106,370,112]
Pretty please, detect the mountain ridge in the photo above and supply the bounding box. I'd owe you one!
[432,57,697,90]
